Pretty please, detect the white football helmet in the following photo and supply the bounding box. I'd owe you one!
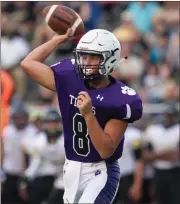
[74,29,121,80]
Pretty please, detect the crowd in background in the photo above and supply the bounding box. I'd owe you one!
[1,1,179,204]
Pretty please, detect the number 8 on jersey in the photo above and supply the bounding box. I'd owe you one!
[73,113,90,156]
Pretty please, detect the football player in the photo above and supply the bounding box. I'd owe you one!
[114,126,144,204]
[143,104,180,204]
[2,106,37,203]
[21,28,143,203]
[18,108,65,204]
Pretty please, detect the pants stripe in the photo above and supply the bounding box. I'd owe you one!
[94,160,120,204]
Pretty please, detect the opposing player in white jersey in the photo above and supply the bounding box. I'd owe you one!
[19,108,65,204]
[21,28,143,203]
[143,104,180,204]
[2,106,38,203]
[114,126,144,204]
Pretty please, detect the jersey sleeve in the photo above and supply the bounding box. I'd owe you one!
[50,58,75,89]
[113,97,143,123]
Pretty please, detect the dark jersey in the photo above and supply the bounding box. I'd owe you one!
[51,58,143,162]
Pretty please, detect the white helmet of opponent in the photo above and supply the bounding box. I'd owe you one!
[74,29,121,80]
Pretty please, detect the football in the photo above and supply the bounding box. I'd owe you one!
[43,5,85,37]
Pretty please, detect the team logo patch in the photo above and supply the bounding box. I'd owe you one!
[121,86,136,96]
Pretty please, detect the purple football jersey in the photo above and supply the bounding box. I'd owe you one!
[51,58,143,162]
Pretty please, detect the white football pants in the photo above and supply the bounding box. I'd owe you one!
[63,158,120,204]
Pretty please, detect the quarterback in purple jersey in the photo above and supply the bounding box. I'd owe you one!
[21,28,142,204]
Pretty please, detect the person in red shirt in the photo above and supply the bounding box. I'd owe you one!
[1,71,14,135]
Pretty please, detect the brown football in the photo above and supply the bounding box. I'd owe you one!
[43,5,85,36]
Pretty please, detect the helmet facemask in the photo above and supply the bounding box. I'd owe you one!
[43,120,63,143]
[73,49,113,81]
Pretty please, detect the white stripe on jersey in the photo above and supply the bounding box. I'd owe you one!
[123,104,131,119]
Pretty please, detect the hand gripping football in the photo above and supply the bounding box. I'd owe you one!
[43,5,85,37]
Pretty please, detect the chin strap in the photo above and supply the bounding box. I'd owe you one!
[119,56,128,64]
[114,56,128,70]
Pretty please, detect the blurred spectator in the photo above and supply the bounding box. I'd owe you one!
[143,63,165,103]
[1,11,30,99]
[1,2,36,40]
[1,14,30,69]
[97,1,119,30]
[112,27,145,88]
[166,32,179,73]
[125,2,160,33]
[149,31,169,64]
[32,22,56,49]
[163,79,179,103]
[78,2,102,31]
[1,71,14,134]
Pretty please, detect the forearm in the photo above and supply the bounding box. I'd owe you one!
[24,157,41,179]
[133,160,144,188]
[143,149,179,164]
[157,149,180,161]
[84,113,114,159]
[23,37,63,62]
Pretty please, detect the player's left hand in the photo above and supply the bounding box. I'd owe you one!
[77,91,92,117]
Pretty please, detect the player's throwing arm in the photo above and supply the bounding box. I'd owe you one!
[20,30,73,91]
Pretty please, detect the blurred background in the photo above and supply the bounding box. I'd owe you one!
[1,1,179,204]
